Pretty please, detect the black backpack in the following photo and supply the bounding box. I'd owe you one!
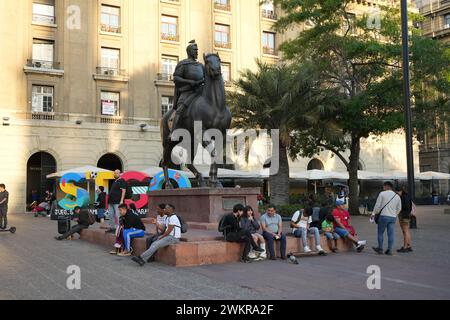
[218,215,227,233]
[174,214,188,234]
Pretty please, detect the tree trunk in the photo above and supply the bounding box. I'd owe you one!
[347,136,361,216]
[269,141,290,206]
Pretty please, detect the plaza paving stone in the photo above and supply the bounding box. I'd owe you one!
[1,205,449,300]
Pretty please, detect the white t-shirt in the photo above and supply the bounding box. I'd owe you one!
[157,214,167,226]
[291,210,312,232]
[165,215,181,239]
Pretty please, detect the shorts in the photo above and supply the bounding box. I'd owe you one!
[399,216,410,226]
[324,232,340,240]
[334,227,349,238]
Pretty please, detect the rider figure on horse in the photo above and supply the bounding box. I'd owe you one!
[170,40,206,139]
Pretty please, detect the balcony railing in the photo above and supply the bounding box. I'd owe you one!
[215,41,232,49]
[214,2,231,11]
[263,46,277,56]
[161,33,179,42]
[100,24,121,33]
[96,67,127,77]
[157,73,174,81]
[100,116,122,124]
[26,59,61,70]
[262,9,277,20]
[32,13,55,25]
[31,112,55,121]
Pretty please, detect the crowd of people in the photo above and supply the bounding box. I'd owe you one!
[47,171,415,265]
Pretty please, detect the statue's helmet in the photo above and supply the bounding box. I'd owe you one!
[186,39,198,55]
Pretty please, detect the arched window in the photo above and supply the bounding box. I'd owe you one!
[307,159,324,171]
[27,152,57,204]
[97,153,123,172]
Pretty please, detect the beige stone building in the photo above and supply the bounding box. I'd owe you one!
[0,0,418,213]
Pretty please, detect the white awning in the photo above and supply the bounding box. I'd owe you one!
[46,166,114,179]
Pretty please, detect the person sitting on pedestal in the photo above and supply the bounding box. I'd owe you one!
[55,207,91,241]
[219,204,264,263]
[114,204,146,257]
[260,204,287,260]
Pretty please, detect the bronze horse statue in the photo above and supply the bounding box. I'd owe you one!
[160,53,232,188]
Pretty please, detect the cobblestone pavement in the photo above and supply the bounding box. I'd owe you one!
[1,206,449,300]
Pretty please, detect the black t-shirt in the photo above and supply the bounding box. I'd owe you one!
[109,179,127,204]
[0,191,9,207]
[97,192,107,208]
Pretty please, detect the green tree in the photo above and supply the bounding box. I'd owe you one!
[273,0,450,215]
[228,61,325,206]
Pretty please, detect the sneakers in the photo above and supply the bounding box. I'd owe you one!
[385,250,393,256]
[254,247,265,253]
[372,247,383,255]
[331,248,339,253]
[240,257,251,263]
[407,247,414,252]
[54,236,62,241]
[356,243,365,253]
[131,256,146,267]
[109,249,119,255]
[303,246,312,253]
[117,251,132,257]
[248,251,257,259]
[398,247,413,253]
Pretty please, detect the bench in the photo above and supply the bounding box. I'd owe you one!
[80,223,354,267]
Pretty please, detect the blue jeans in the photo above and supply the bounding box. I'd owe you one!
[97,209,106,220]
[262,231,286,259]
[293,227,321,248]
[324,232,340,240]
[123,228,145,252]
[108,204,120,229]
[377,216,397,251]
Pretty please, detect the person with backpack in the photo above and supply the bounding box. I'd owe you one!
[144,204,167,262]
[106,170,127,234]
[132,204,183,266]
[218,204,264,263]
[95,186,107,223]
[54,206,94,240]
[372,182,402,256]
[112,204,146,257]
[291,207,325,254]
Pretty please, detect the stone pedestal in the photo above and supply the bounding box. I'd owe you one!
[147,188,260,223]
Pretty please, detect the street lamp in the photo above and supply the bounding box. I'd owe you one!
[401,0,416,200]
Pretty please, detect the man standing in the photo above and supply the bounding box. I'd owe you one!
[372,181,402,256]
[106,170,127,233]
[132,204,182,266]
[261,204,287,260]
[169,40,206,137]
[0,184,9,230]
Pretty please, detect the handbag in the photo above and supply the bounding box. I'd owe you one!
[375,194,398,224]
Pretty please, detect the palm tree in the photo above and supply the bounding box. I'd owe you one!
[228,60,322,206]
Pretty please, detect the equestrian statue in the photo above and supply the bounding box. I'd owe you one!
[160,40,232,188]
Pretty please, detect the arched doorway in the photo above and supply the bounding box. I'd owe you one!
[97,153,123,172]
[307,158,324,171]
[27,152,57,204]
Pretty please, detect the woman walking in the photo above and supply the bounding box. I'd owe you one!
[396,187,413,253]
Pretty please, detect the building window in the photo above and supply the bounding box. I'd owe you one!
[221,62,231,84]
[32,2,55,24]
[262,1,276,20]
[32,85,54,113]
[161,15,179,41]
[262,32,276,55]
[101,5,121,33]
[32,39,54,68]
[214,0,231,11]
[101,91,120,116]
[161,96,174,117]
[161,55,178,80]
[444,14,450,28]
[100,47,120,74]
[215,24,231,49]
